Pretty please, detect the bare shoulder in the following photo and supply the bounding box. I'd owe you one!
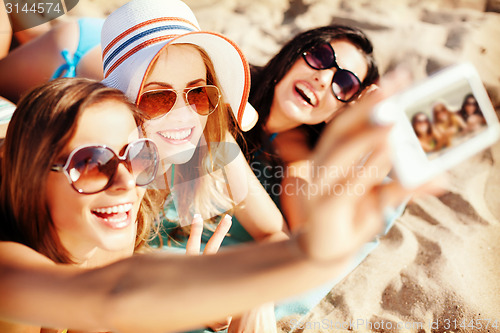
[0,319,40,333]
[0,242,54,330]
[0,241,55,268]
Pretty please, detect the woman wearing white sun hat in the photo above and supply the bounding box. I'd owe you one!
[101,0,288,331]
[100,0,289,246]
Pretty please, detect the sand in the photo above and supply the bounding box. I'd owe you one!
[42,0,500,331]
[280,142,500,332]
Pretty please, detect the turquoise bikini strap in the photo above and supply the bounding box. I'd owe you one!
[51,49,78,79]
[171,164,175,187]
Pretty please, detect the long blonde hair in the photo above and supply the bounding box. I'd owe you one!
[149,44,242,233]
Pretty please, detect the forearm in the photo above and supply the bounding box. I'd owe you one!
[105,239,351,333]
[0,238,352,333]
[0,263,108,330]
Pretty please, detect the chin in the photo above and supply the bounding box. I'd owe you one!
[169,152,195,164]
[103,222,137,248]
[155,136,195,159]
[289,111,312,126]
[161,148,197,165]
[283,101,310,119]
[100,230,136,253]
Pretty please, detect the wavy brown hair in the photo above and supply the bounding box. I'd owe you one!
[0,78,161,263]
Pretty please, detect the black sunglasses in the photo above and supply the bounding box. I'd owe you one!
[51,138,159,194]
[302,43,364,103]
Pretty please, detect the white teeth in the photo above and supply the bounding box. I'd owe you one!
[103,216,127,224]
[296,82,318,106]
[92,203,133,215]
[159,128,192,140]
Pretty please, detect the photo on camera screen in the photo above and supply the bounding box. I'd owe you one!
[405,77,488,160]
[373,63,500,188]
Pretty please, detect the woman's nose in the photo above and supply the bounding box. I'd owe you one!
[109,163,136,192]
[313,69,334,89]
[167,93,197,120]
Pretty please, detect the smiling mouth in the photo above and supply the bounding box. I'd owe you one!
[295,82,318,107]
[158,128,193,141]
[91,203,133,228]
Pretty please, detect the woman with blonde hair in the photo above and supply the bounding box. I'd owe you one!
[101,0,285,246]
[432,100,466,146]
[100,0,289,329]
[412,111,445,153]
[100,0,444,329]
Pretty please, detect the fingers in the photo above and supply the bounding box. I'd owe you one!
[314,94,381,164]
[376,176,446,210]
[207,317,232,332]
[228,303,277,333]
[351,182,409,243]
[315,70,412,164]
[204,215,232,255]
[351,141,392,189]
[185,214,232,255]
[185,214,203,255]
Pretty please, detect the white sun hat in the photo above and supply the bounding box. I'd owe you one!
[101,0,258,131]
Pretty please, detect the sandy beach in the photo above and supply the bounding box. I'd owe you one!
[282,141,500,332]
[14,0,500,331]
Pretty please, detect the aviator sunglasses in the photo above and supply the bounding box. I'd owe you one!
[51,138,159,194]
[138,85,221,119]
[302,42,364,103]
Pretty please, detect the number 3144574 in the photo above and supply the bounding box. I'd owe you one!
[5,2,62,14]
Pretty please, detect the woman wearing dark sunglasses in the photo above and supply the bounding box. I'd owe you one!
[459,93,486,133]
[0,78,161,261]
[245,24,380,230]
[241,25,404,320]
[100,1,413,330]
[0,77,427,333]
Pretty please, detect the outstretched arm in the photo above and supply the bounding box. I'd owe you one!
[0,238,353,333]
[0,81,435,333]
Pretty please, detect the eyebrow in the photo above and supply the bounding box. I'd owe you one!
[143,78,206,90]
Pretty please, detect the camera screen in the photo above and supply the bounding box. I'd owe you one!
[405,77,488,160]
